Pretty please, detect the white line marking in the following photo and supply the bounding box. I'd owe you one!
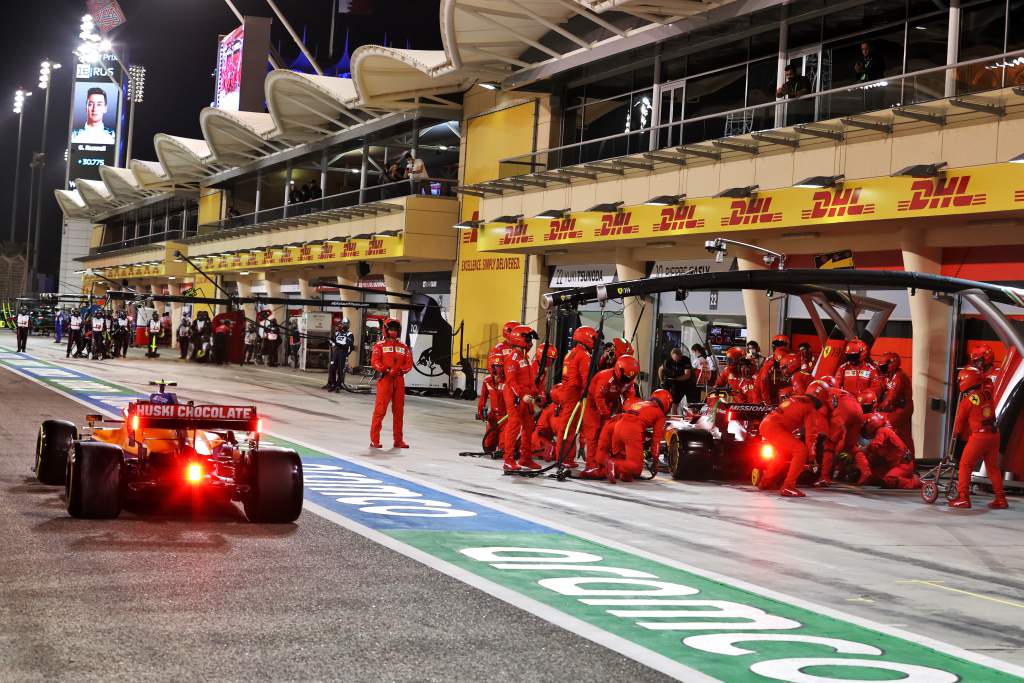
[4,348,1024,679]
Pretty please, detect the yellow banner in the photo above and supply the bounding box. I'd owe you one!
[478,162,1024,252]
[104,263,166,279]
[189,234,405,273]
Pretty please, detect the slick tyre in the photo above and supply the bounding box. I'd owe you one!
[670,429,714,480]
[66,442,123,519]
[35,420,77,485]
[242,447,303,523]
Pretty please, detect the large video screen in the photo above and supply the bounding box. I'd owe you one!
[214,25,245,111]
[66,54,123,190]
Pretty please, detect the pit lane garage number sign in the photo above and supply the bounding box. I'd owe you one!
[135,402,254,421]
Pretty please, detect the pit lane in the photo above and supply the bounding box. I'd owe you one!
[5,334,1024,679]
[0,360,669,681]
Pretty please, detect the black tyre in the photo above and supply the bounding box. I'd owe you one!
[67,442,123,519]
[242,447,303,523]
[669,428,715,480]
[35,420,77,485]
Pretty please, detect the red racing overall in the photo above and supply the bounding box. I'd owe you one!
[596,399,667,482]
[581,367,636,471]
[951,381,1006,507]
[878,363,914,455]
[547,343,592,466]
[758,396,824,495]
[502,345,540,470]
[477,375,506,453]
[817,388,870,486]
[370,331,413,448]
[863,424,918,489]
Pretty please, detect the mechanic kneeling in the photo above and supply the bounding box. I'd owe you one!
[595,389,672,483]
[757,382,828,497]
[859,413,919,489]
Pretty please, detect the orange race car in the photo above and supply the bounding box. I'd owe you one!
[33,381,303,522]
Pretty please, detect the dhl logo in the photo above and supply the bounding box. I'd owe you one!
[897,176,986,212]
[801,188,876,219]
[653,205,705,232]
[594,211,639,238]
[298,245,313,262]
[342,241,360,258]
[279,250,294,263]
[461,227,478,244]
[318,243,335,260]
[262,252,275,265]
[499,220,535,246]
[544,217,582,242]
[1014,189,1024,204]
[720,198,782,227]
[230,254,242,267]
[246,253,260,266]
[366,238,387,256]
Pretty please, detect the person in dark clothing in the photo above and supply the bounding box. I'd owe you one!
[213,317,230,365]
[659,348,694,411]
[264,317,281,367]
[325,320,355,391]
[776,64,813,125]
[177,315,191,359]
[286,321,302,368]
[855,41,887,110]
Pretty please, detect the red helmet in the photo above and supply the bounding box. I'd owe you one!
[878,351,901,374]
[805,380,831,404]
[572,326,598,350]
[612,338,635,359]
[614,354,639,381]
[487,353,503,374]
[970,344,995,371]
[650,388,673,414]
[857,389,878,410]
[502,320,520,341]
[778,353,802,377]
[771,334,790,350]
[507,324,536,349]
[534,343,559,363]
[818,374,838,387]
[845,338,868,363]
[958,366,986,393]
[725,346,745,366]
[863,412,888,437]
[383,318,401,339]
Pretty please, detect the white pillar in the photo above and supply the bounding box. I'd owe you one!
[737,249,772,349]
[900,229,949,457]
[616,250,654,392]
[945,1,961,97]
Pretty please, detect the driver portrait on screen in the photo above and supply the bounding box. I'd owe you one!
[71,87,116,145]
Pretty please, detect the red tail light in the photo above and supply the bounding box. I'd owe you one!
[185,462,203,484]
[760,443,775,460]
[131,415,139,432]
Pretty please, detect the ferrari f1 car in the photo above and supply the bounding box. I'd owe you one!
[33,381,303,522]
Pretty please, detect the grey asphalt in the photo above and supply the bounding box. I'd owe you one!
[0,369,669,682]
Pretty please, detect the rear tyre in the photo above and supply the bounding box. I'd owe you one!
[35,420,77,485]
[669,429,714,481]
[241,447,303,523]
[66,442,123,519]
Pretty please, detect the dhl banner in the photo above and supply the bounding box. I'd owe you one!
[104,263,166,279]
[478,162,1024,252]
[187,234,404,274]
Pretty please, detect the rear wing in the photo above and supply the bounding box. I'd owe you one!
[130,402,260,432]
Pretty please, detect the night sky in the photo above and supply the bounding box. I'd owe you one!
[0,0,442,286]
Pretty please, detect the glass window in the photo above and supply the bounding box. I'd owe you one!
[824,4,907,42]
[903,13,949,104]
[824,28,902,88]
[680,65,747,144]
[687,39,749,77]
[749,28,779,60]
[788,16,822,51]
[1010,0,1024,51]
[958,0,1006,60]
[909,0,949,19]
[661,54,687,82]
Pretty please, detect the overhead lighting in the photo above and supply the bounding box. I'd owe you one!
[453,219,481,230]
[1009,153,1024,164]
[779,231,821,240]
[643,194,685,206]
[490,215,523,224]
[893,162,946,178]
[479,82,499,91]
[239,271,250,275]
[534,208,569,219]
[715,185,758,198]
[587,201,623,212]
[167,276,176,280]
[794,174,844,189]
[646,241,677,248]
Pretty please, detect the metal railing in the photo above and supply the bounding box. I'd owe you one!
[89,226,199,255]
[499,49,1024,178]
[202,177,458,233]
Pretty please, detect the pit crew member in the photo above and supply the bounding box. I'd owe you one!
[877,351,914,454]
[837,338,883,396]
[598,389,673,483]
[815,384,871,487]
[477,353,507,454]
[370,318,413,449]
[579,355,639,477]
[859,413,919,489]
[757,384,828,497]
[948,366,1008,509]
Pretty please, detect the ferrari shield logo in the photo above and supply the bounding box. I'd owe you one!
[823,346,832,357]
[969,394,981,406]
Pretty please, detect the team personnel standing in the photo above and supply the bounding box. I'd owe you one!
[370,318,413,449]
[757,383,828,497]
[477,353,507,454]
[546,326,597,468]
[948,366,1008,509]
[597,389,673,483]
[66,310,83,358]
[489,320,519,365]
[15,306,30,352]
[177,315,192,359]
[876,351,914,454]
[53,309,65,345]
[90,310,110,359]
[146,311,162,358]
[326,320,354,392]
[579,355,639,476]
[112,310,131,358]
[837,338,882,396]
[501,324,540,472]
[714,346,747,389]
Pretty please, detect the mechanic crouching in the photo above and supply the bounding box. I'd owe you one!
[757,381,829,497]
[815,383,871,487]
[477,353,507,455]
[579,355,639,478]
[858,413,919,489]
[595,389,673,483]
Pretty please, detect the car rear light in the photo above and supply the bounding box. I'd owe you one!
[760,443,775,460]
[186,462,203,483]
[256,418,263,434]
[131,415,139,432]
